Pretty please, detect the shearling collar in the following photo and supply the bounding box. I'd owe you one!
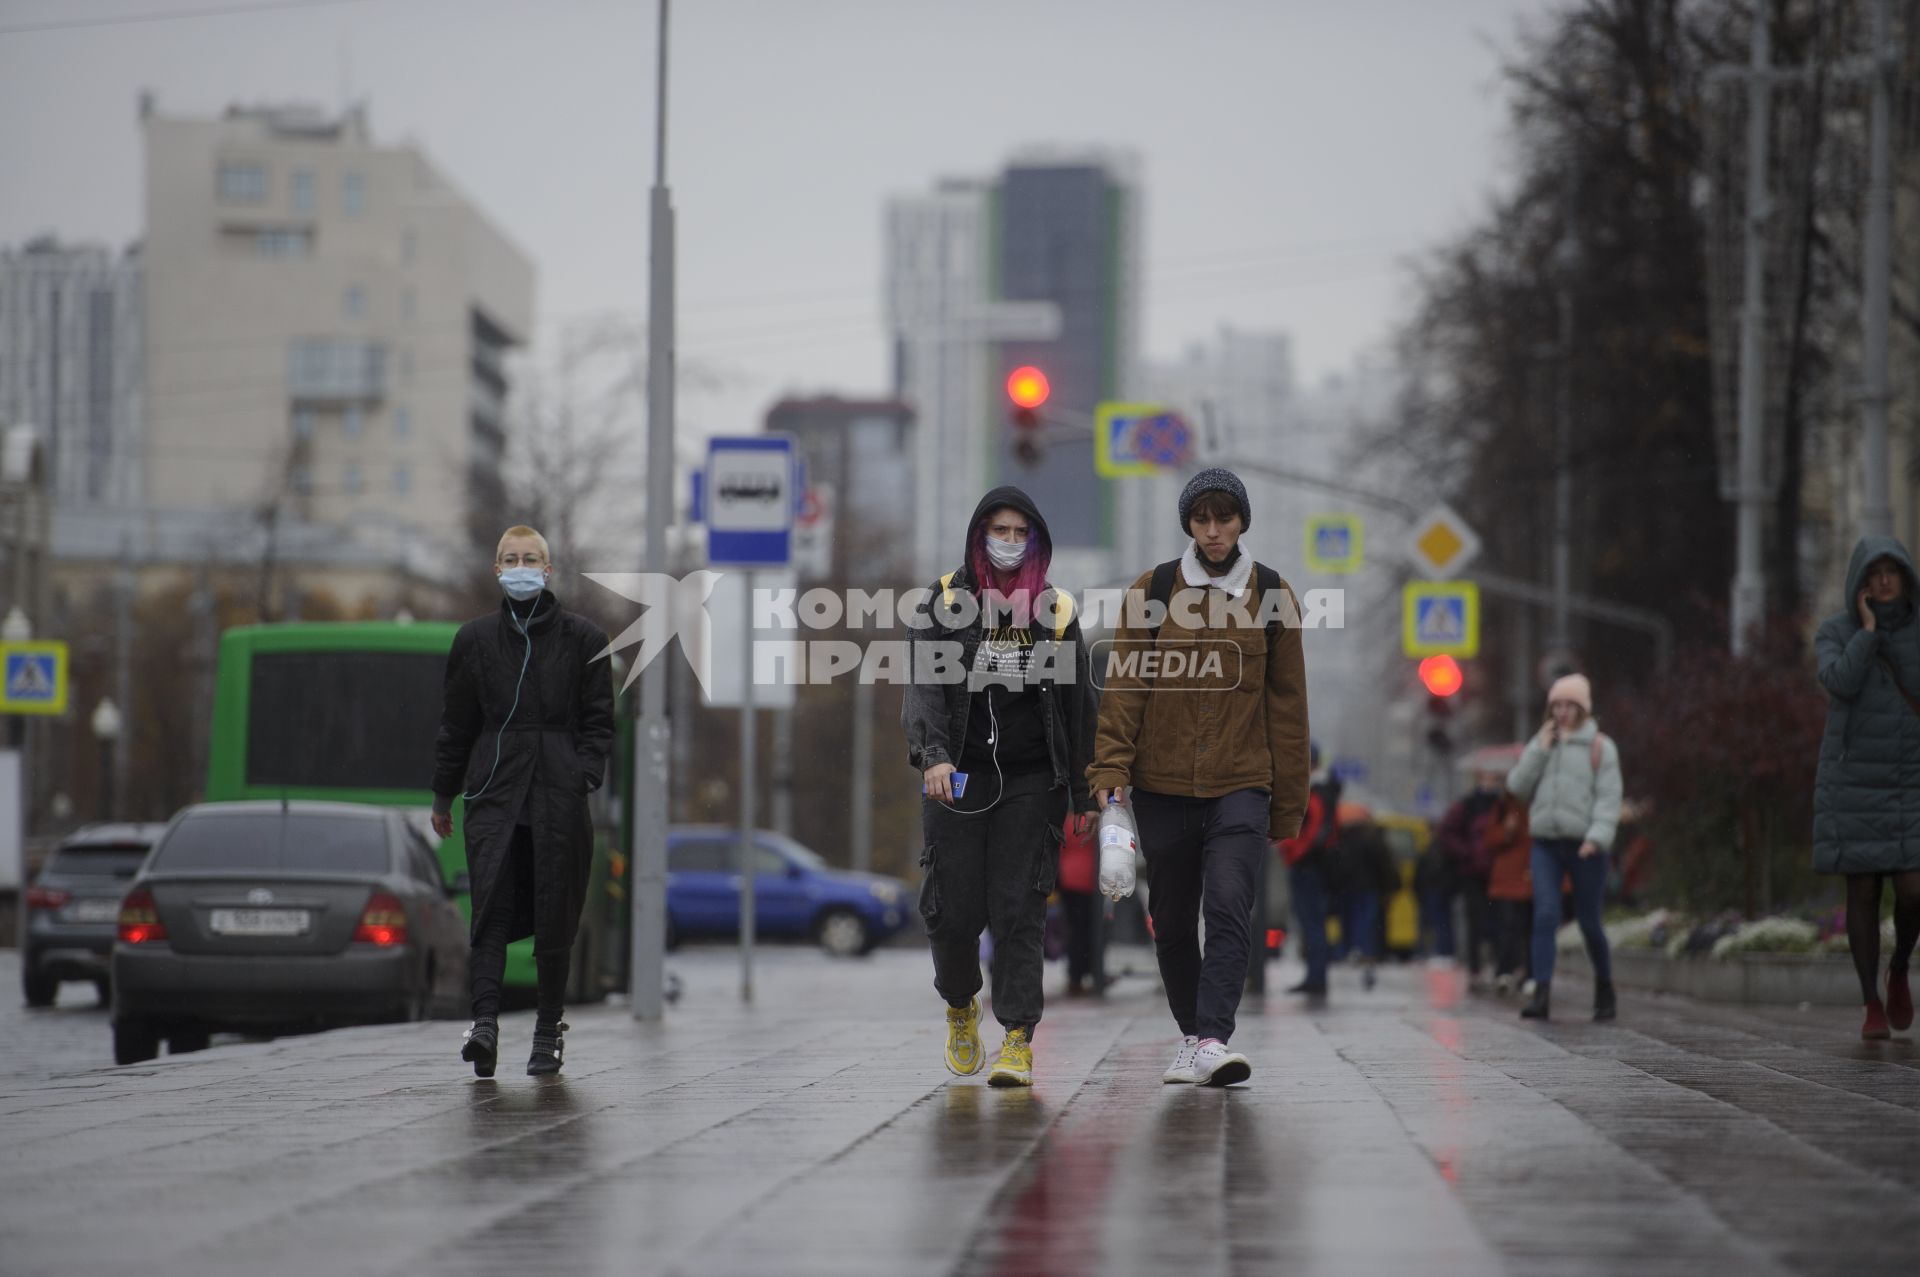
[1181,541,1254,597]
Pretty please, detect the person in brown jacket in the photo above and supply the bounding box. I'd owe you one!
[1484,786,1534,996]
[1089,468,1311,1087]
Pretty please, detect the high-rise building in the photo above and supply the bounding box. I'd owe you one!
[763,396,915,584]
[1143,326,1302,576]
[887,153,1140,589]
[992,153,1141,578]
[137,98,533,594]
[0,237,144,511]
[886,179,993,581]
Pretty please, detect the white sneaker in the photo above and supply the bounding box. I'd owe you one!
[1193,1039,1252,1087]
[1162,1035,1202,1084]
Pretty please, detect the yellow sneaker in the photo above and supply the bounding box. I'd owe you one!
[944,998,984,1076]
[987,1026,1034,1088]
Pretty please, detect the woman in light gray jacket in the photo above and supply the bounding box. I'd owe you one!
[1506,673,1624,1022]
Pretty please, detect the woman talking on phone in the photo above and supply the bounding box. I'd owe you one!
[901,487,1097,1088]
[1814,536,1920,1041]
[1505,673,1624,1022]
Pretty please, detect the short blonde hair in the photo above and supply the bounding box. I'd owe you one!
[496,525,551,564]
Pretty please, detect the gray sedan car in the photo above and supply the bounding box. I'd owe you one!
[23,823,167,1007]
[111,801,469,1065]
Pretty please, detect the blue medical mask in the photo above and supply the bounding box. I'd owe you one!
[985,536,1026,570]
[498,566,546,601]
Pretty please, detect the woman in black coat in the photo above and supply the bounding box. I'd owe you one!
[1814,534,1920,1041]
[433,527,615,1076]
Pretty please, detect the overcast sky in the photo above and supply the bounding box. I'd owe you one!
[0,0,1550,438]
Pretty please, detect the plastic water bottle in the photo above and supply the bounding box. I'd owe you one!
[1098,795,1138,900]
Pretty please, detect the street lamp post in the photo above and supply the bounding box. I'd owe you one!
[91,697,122,822]
[632,0,675,1021]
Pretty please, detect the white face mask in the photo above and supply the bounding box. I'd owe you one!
[985,536,1027,570]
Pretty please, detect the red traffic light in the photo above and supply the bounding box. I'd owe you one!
[1006,366,1050,409]
[1418,654,1463,698]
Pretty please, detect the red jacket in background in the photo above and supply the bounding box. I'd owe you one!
[1279,788,1335,867]
[1485,796,1535,902]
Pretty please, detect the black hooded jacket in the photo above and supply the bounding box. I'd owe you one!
[432,591,616,954]
[900,486,1097,813]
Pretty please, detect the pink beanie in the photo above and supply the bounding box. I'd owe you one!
[1547,673,1592,713]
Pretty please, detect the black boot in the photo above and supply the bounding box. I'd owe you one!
[527,1020,568,1076]
[1593,980,1617,1022]
[1520,982,1551,1020]
[460,1017,498,1078]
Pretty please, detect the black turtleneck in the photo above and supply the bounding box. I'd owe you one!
[1196,542,1244,577]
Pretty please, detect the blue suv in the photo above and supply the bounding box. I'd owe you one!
[666,827,912,956]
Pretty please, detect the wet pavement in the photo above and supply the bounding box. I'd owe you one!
[1,945,1917,1276]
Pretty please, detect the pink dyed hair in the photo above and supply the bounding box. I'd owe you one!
[967,506,1052,627]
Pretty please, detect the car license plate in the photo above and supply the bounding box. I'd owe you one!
[209,908,311,937]
[65,900,121,924]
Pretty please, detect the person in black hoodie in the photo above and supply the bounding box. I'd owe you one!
[432,526,615,1078]
[902,488,1097,1087]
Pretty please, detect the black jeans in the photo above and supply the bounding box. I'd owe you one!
[1452,875,1493,976]
[469,825,568,1024]
[1491,898,1531,979]
[1133,787,1268,1043]
[920,769,1063,1033]
[1061,890,1096,983]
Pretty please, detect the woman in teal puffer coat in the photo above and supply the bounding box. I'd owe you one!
[1814,534,1920,1042]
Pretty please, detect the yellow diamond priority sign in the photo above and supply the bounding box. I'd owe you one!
[1407,503,1481,580]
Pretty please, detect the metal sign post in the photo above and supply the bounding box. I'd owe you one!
[704,434,795,1003]
[737,569,756,1002]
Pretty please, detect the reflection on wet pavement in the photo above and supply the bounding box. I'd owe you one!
[2,947,1916,1276]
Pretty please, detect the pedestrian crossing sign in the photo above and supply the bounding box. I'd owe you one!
[1402,582,1479,658]
[1304,514,1364,574]
[0,641,68,715]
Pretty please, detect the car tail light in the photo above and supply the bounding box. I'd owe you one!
[118,888,167,944]
[26,886,70,911]
[353,892,408,947]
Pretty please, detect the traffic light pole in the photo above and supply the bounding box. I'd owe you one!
[1074,456,1674,674]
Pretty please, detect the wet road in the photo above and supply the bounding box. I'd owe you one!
[1,946,1916,1276]
[0,950,118,1079]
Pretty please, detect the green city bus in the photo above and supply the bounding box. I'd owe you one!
[205,620,628,996]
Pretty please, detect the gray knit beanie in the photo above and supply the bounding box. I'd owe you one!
[1178,467,1251,533]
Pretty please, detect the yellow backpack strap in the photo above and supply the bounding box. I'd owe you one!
[1052,588,1075,639]
[939,570,958,607]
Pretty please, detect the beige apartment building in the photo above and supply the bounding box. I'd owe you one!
[118,96,533,612]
